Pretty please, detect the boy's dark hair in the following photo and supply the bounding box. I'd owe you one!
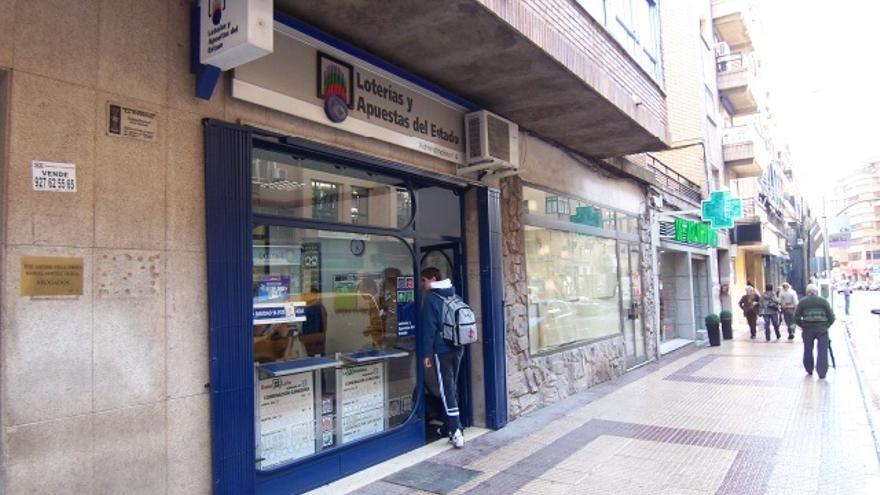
[421,266,441,281]
[765,284,773,292]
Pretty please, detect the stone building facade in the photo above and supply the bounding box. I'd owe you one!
[1,1,669,493]
[500,149,659,419]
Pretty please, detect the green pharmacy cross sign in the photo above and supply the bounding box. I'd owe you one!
[701,190,743,229]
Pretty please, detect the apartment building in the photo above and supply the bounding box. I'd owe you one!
[649,0,728,353]
[831,161,880,279]
[0,1,670,493]
[649,0,811,342]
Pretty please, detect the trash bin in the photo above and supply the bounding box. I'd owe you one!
[705,314,721,346]
[720,310,733,340]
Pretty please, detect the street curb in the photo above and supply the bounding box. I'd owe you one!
[842,320,880,465]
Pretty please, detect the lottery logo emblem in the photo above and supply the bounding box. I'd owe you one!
[318,53,354,123]
[210,0,225,26]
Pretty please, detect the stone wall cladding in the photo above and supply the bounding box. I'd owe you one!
[501,176,629,420]
[478,0,667,140]
[641,207,660,361]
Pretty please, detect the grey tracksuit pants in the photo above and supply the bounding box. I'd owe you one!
[802,327,830,378]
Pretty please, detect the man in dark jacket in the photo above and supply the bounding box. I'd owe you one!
[794,284,836,379]
[420,266,465,448]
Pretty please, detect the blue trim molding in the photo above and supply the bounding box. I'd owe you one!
[204,120,256,494]
[191,5,222,100]
[478,187,508,429]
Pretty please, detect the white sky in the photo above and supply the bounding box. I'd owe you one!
[760,0,880,211]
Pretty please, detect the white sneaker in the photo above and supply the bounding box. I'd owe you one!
[451,429,464,449]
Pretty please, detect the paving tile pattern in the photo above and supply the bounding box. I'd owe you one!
[366,325,880,495]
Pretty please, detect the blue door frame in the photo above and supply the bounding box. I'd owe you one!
[204,120,507,494]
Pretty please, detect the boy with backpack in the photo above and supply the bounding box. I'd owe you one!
[420,266,477,448]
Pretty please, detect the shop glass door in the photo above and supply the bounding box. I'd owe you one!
[620,242,647,366]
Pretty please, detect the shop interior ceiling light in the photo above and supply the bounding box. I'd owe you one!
[253,179,304,191]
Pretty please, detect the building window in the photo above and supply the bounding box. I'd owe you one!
[252,225,417,469]
[251,148,414,229]
[312,180,340,221]
[249,148,427,471]
[576,0,662,82]
[849,252,863,261]
[351,186,369,225]
[522,186,638,354]
[525,227,620,353]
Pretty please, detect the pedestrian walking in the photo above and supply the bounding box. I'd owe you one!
[780,282,799,340]
[842,279,852,316]
[760,284,782,341]
[739,286,760,339]
[794,284,836,378]
[420,267,465,448]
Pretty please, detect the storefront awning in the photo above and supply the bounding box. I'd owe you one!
[275,0,668,159]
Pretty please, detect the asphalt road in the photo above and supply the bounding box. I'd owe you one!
[838,290,880,455]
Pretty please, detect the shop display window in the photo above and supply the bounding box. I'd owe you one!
[522,186,614,230]
[250,148,420,471]
[252,225,417,470]
[521,186,639,354]
[252,148,414,229]
[524,226,621,353]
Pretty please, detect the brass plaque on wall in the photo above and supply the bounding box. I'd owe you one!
[21,256,84,296]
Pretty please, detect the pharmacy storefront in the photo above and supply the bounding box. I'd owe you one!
[203,13,507,494]
[657,218,720,353]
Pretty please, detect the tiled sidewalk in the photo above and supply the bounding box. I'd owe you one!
[357,325,880,495]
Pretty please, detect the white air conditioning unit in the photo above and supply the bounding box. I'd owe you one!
[648,190,664,210]
[461,110,519,175]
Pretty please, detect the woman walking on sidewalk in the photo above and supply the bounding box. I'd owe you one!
[760,284,782,341]
[739,286,760,339]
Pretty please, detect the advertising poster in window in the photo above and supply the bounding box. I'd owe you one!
[301,242,322,292]
[258,373,316,469]
[254,275,290,302]
[334,273,359,311]
[396,276,416,336]
[339,363,385,443]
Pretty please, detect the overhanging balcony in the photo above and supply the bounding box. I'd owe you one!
[712,0,753,51]
[722,125,768,177]
[717,53,759,115]
[645,155,702,205]
[274,0,669,159]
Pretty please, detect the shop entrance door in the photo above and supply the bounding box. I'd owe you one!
[419,238,472,430]
[620,243,647,367]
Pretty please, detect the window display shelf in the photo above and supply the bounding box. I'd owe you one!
[259,357,341,377]
[339,348,410,364]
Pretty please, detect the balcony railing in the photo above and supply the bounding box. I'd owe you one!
[645,155,702,205]
[716,53,759,114]
[722,124,769,177]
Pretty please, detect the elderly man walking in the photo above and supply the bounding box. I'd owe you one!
[794,284,836,378]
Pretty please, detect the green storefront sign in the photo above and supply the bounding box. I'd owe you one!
[674,218,718,247]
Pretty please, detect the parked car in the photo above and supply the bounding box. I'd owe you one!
[870,280,880,291]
